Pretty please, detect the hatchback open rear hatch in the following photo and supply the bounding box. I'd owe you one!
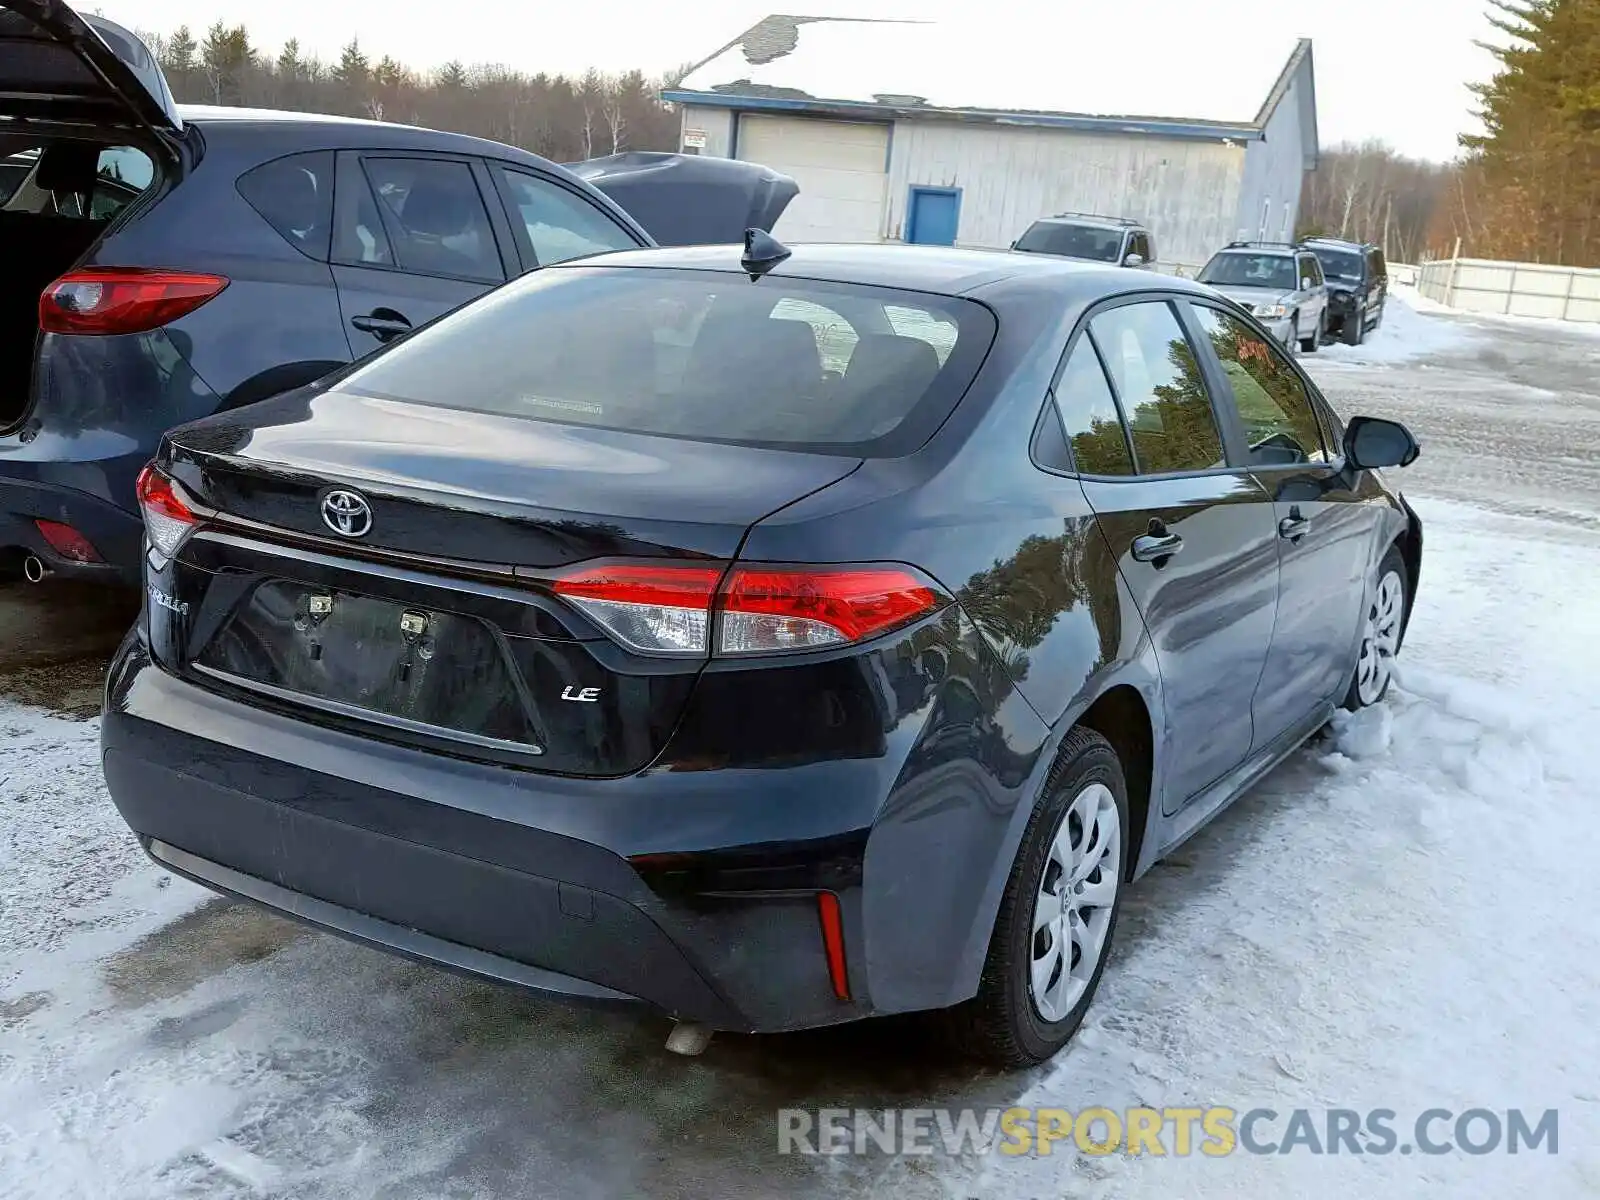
[0,1,180,136]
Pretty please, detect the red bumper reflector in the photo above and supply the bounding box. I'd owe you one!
[34,519,101,563]
[816,891,850,1002]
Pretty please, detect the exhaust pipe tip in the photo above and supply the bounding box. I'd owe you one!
[22,554,47,583]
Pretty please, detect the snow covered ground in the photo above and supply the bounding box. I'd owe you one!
[2,295,1598,1199]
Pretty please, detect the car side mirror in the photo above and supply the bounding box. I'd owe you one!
[1301,277,1314,290]
[1124,253,1145,267]
[1010,239,1019,250]
[1344,416,1420,470]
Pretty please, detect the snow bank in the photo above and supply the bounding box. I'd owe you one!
[1315,287,1479,365]
[1394,282,1600,338]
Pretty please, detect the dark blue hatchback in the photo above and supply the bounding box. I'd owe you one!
[0,1,790,584]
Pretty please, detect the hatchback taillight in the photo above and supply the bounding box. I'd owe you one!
[135,463,199,558]
[40,268,229,335]
[553,562,949,657]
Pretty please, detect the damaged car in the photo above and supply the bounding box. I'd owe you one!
[0,2,794,585]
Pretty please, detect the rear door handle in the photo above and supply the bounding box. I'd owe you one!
[1279,512,1311,541]
[350,309,412,342]
[1131,531,1184,563]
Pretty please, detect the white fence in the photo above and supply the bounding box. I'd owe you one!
[1388,261,1420,287]
[1416,257,1600,324]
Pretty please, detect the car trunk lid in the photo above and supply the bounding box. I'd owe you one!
[0,3,181,135]
[153,385,862,776]
[567,152,798,246]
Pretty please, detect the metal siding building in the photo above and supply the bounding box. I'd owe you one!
[665,16,1319,275]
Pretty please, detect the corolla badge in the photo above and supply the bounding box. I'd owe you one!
[320,489,373,537]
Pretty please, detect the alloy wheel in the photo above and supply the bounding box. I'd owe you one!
[1029,782,1121,1022]
[1356,567,1405,705]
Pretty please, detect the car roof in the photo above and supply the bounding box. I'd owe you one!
[178,104,395,127]
[554,242,1210,301]
[178,104,540,159]
[1213,245,1302,258]
[1028,215,1139,232]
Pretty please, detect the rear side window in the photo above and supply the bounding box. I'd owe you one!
[337,267,996,457]
[238,151,334,260]
[1053,339,1134,476]
[1090,301,1225,475]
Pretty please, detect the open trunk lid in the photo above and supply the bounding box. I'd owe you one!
[151,385,861,777]
[0,2,180,134]
[567,152,797,246]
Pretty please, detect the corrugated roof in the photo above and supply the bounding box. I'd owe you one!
[676,14,1308,130]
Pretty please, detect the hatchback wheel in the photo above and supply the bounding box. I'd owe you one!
[1345,547,1407,708]
[942,727,1127,1067]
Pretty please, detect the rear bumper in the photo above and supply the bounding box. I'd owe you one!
[0,475,142,583]
[101,636,909,1032]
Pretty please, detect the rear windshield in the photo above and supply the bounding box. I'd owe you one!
[338,267,996,457]
[1014,222,1124,263]
[1199,252,1297,291]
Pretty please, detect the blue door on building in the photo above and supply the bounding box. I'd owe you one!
[906,187,961,246]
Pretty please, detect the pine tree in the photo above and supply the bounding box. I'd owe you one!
[277,38,303,80]
[163,24,197,74]
[335,38,370,89]
[1462,0,1600,265]
[199,21,253,106]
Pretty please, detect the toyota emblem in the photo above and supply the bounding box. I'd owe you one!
[320,489,372,537]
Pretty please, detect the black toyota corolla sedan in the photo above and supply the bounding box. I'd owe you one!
[102,238,1422,1067]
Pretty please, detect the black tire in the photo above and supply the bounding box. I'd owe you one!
[1343,545,1408,710]
[1342,302,1366,346]
[939,727,1129,1068]
[1300,315,1320,354]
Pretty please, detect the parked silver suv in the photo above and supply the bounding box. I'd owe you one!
[1011,213,1154,269]
[1197,242,1329,353]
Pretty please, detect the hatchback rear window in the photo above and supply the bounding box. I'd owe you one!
[338,267,996,457]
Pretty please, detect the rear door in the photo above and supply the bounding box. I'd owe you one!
[1367,247,1388,320]
[330,151,510,354]
[1187,301,1374,745]
[1297,252,1327,337]
[1054,297,1281,810]
[0,5,179,134]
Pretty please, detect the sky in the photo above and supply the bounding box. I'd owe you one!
[96,0,1502,161]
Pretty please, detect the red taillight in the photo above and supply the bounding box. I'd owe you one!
[550,561,947,657]
[553,564,723,655]
[816,892,851,1002]
[135,463,199,558]
[40,268,229,335]
[34,519,101,563]
[720,566,943,654]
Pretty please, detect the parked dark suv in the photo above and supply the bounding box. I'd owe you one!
[1302,236,1388,345]
[0,2,791,585]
